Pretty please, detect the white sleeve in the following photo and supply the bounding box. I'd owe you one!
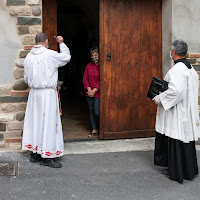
[51,43,71,68]
[159,66,187,111]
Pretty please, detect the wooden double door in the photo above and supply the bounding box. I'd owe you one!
[43,0,162,140]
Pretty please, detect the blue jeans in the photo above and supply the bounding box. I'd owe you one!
[87,97,99,130]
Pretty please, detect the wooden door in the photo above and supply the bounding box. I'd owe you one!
[99,0,162,139]
[42,0,57,51]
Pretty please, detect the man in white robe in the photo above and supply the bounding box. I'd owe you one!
[22,33,71,168]
[153,40,200,183]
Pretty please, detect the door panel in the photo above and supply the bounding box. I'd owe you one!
[99,0,162,139]
[42,0,57,51]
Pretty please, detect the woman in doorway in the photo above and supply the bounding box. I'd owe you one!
[83,47,100,138]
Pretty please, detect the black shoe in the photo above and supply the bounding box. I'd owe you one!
[40,158,62,168]
[30,152,41,163]
[161,168,168,176]
[30,157,41,163]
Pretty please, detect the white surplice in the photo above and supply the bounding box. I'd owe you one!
[22,43,71,158]
[155,62,200,143]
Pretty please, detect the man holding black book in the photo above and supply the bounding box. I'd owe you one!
[153,40,200,183]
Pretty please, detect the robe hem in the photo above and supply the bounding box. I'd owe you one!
[22,145,64,158]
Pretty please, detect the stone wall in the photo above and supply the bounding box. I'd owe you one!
[0,0,22,86]
[187,53,200,112]
[0,0,42,150]
[172,0,200,53]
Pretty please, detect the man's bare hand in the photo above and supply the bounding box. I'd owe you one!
[56,36,64,44]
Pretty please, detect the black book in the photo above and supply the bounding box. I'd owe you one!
[147,76,168,100]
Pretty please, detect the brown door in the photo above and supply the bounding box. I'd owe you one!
[42,0,57,51]
[99,0,162,139]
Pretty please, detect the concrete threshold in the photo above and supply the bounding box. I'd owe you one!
[64,137,200,155]
[0,137,200,155]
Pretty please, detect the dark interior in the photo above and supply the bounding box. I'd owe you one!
[57,0,99,139]
[57,0,99,97]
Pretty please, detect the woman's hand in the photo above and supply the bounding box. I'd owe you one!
[88,88,98,97]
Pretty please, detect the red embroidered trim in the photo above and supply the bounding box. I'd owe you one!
[33,146,38,151]
[45,152,54,157]
[56,151,62,155]
[25,144,33,149]
[24,145,62,157]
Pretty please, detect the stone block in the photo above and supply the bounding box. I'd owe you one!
[16,112,25,121]
[0,113,14,121]
[15,58,24,68]
[13,78,28,90]
[4,131,22,139]
[0,96,27,103]
[196,58,200,64]
[7,0,25,6]
[9,6,31,16]
[0,123,6,131]
[196,138,200,145]
[18,26,29,34]
[19,50,29,58]
[189,53,200,58]
[28,0,40,5]
[187,58,196,64]
[24,45,34,50]
[23,35,35,45]
[18,17,41,25]
[8,123,24,131]
[5,141,22,150]
[0,140,5,148]
[32,6,41,16]
[5,138,22,143]
[10,90,29,97]
[0,85,11,96]
[0,134,4,141]
[193,65,200,72]
[0,103,27,113]
[29,26,42,35]
[0,91,7,96]
[13,68,24,79]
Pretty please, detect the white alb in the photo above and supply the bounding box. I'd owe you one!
[22,43,71,158]
[155,62,200,143]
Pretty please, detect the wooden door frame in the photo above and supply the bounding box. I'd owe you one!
[42,0,57,51]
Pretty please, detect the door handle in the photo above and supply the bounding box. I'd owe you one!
[107,52,111,61]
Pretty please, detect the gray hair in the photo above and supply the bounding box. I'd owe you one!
[171,40,188,57]
[35,32,48,44]
[90,47,99,55]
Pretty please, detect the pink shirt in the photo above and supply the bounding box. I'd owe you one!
[83,63,100,98]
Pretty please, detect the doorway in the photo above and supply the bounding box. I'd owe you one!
[57,0,100,140]
[43,0,162,140]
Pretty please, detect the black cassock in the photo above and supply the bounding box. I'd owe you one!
[154,132,198,183]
